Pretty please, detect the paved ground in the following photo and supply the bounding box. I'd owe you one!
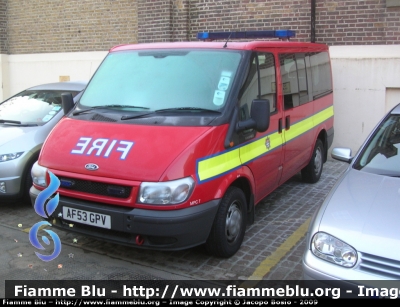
[0,160,348,297]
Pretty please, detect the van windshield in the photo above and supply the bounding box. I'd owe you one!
[79,49,242,113]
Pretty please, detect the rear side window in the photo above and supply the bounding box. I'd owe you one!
[279,54,309,109]
[279,51,332,109]
[309,51,333,99]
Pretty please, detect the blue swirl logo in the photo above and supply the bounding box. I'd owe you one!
[29,172,62,261]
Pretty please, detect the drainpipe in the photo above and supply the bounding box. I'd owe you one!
[311,0,316,42]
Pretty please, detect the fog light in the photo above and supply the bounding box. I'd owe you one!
[0,182,6,193]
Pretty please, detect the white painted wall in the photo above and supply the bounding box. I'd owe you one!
[329,45,400,156]
[1,45,399,157]
[1,51,108,99]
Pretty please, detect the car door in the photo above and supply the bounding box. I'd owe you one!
[278,53,316,184]
[236,52,284,201]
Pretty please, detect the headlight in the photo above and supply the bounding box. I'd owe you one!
[311,232,357,267]
[138,177,195,205]
[0,152,24,162]
[31,161,48,187]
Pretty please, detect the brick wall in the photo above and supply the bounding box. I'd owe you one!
[138,0,400,45]
[2,0,400,54]
[316,0,400,45]
[188,0,400,45]
[137,0,172,43]
[0,0,6,53]
[6,0,138,54]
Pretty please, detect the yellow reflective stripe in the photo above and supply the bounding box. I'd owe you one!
[314,105,334,126]
[240,132,283,164]
[197,106,333,182]
[284,116,314,142]
[197,148,241,182]
[284,106,334,142]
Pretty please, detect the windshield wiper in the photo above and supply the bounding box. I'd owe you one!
[120,107,221,121]
[121,111,156,120]
[157,107,221,113]
[0,119,22,124]
[0,119,38,126]
[73,105,150,116]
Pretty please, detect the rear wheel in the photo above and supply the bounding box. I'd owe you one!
[205,187,247,258]
[302,139,324,183]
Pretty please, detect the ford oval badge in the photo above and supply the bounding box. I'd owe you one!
[85,163,99,171]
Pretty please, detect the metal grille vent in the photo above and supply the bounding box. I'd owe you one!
[91,114,117,122]
[359,252,400,279]
[59,177,132,199]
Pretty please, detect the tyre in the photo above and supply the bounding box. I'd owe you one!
[205,187,247,258]
[302,139,324,183]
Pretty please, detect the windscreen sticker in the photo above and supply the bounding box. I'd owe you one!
[213,90,225,106]
[52,106,62,111]
[48,111,57,115]
[218,76,230,91]
[221,71,232,78]
[42,115,53,122]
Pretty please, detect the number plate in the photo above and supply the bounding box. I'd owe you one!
[62,207,111,229]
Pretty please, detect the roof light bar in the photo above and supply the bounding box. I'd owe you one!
[197,30,296,41]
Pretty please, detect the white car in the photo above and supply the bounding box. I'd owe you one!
[0,81,86,202]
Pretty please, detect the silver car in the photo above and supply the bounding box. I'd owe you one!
[0,81,86,202]
[303,103,400,284]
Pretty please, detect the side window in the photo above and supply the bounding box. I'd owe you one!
[309,51,333,99]
[238,52,276,121]
[279,53,310,109]
[258,53,277,113]
[296,56,309,105]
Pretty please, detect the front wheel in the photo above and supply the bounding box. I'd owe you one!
[301,139,324,183]
[205,187,247,258]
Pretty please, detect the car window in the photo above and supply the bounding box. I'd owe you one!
[354,114,400,176]
[0,90,79,125]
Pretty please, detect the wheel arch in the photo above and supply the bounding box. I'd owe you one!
[316,129,328,163]
[230,176,255,225]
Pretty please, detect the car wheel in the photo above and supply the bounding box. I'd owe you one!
[205,187,247,258]
[302,139,324,183]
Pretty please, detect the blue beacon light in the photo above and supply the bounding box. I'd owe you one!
[197,30,296,41]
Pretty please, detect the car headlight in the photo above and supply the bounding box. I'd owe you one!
[311,232,357,267]
[31,161,48,187]
[138,177,195,205]
[0,152,24,162]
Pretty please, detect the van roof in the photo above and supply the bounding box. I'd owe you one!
[110,41,329,53]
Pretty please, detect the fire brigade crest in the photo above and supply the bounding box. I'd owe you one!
[265,137,271,150]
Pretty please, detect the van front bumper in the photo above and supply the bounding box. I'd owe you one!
[30,186,220,251]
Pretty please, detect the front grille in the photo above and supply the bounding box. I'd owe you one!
[59,177,132,199]
[359,252,400,279]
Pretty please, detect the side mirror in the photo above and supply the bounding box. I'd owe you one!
[61,92,74,115]
[236,99,270,133]
[331,147,352,163]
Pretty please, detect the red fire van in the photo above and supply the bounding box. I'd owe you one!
[30,30,334,257]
